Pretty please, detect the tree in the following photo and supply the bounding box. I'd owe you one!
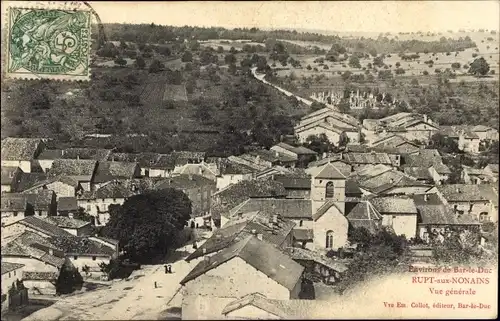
[310,101,326,112]
[229,46,237,54]
[181,51,193,62]
[348,55,361,68]
[338,131,350,147]
[410,78,419,86]
[373,56,384,68]
[451,62,461,70]
[114,56,127,67]
[224,53,236,65]
[341,71,352,82]
[135,56,146,69]
[103,189,191,263]
[429,133,460,153]
[148,59,164,73]
[468,57,490,76]
[217,46,224,53]
[304,134,336,154]
[56,258,84,295]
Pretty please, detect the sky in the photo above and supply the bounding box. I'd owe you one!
[89,1,500,33]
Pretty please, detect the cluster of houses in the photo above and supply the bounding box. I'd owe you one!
[1,109,498,318]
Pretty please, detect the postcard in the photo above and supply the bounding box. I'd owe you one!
[1,1,498,320]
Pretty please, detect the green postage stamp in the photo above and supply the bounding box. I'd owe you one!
[5,7,92,80]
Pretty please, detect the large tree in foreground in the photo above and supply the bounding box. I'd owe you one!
[103,189,192,263]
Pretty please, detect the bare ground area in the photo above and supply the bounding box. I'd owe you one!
[21,232,211,321]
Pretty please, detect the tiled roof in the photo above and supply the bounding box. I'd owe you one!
[57,197,78,212]
[353,165,430,194]
[26,176,81,192]
[1,138,43,160]
[151,154,177,169]
[247,149,296,163]
[16,216,74,237]
[404,167,433,180]
[314,163,346,179]
[312,200,344,220]
[171,151,206,160]
[412,194,479,225]
[369,196,418,214]
[42,216,89,229]
[370,134,418,149]
[462,130,480,139]
[1,193,28,211]
[180,236,304,291]
[155,174,215,190]
[48,159,97,177]
[343,152,392,165]
[1,166,20,185]
[437,184,498,205]
[292,229,314,241]
[49,236,115,256]
[346,201,382,234]
[89,178,161,199]
[93,161,139,183]
[273,174,311,189]
[108,152,161,168]
[23,190,55,210]
[405,149,451,174]
[219,162,256,175]
[274,142,317,155]
[22,271,58,281]
[485,164,499,174]
[187,211,295,261]
[214,180,287,208]
[38,148,112,161]
[1,262,24,275]
[230,198,312,219]
[283,247,349,273]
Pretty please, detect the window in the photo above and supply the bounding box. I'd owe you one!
[86,205,91,212]
[325,181,334,199]
[38,211,43,216]
[74,256,78,260]
[13,211,18,217]
[299,220,303,227]
[92,256,96,261]
[479,212,489,222]
[13,271,16,276]
[457,210,464,216]
[8,272,11,278]
[326,231,334,249]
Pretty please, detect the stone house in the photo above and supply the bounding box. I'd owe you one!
[48,159,99,192]
[1,166,23,193]
[36,148,112,173]
[180,236,304,300]
[369,196,419,239]
[272,175,311,199]
[411,193,481,243]
[270,143,317,168]
[363,113,439,143]
[42,216,93,236]
[458,130,480,154]
[216,161,255,191]
[368,134,421,154]
[56,196,79,217]
[1,138,46,173]
[1,262,25,296]
[92,161,142,190]
[21,176,82,199]
[1,194,29,226]
[436,184,499,223]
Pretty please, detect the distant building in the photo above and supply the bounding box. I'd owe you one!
[216,161,255,191]
[1,166,23,193]
[458,130,480,154]
[270,143,317,168]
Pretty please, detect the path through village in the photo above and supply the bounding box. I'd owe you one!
[22,240,207,320]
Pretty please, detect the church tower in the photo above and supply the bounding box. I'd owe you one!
[310,162,346,214]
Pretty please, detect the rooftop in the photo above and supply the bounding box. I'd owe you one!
[48,159,97,177]
[273,142,317,155]
[230,198,312,220]
[273,174,311,189]
[314,162,346,179]
[38,148,112,161]
[1,166,21,185]
[93,161,139,183]
[411,194,480,226]
[57,196,78,212]
[1,262,25,275]
[180,236,304,291]
[14,216,74,237]
[1,137,44,161]
[42,216,90,229]
[368,196,418,214]
[1,193,28,212]
[155,174,215,190]
[437,184,498,205]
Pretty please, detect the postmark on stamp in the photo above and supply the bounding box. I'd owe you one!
[5,6,91,80]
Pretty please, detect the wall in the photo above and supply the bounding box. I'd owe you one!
[1,211,26,227]
[185,257,291,300]
[216,173,252,191]
[149,168,172,177]
[292,219,314,230]
[68,255,111,273]
[382,214,417,239]
[23,280,56,295]
[447,201,497,222]
[382,186,431,196]
[270,146,298,159]
[1,267,23,295]
[1,160,31,173]
[226,305,281,319]
[313,204,349,251]
[1,184,12,193]
[1,257,58,275]
[429,167,448,185]
[285,189,310,199]
[37,159,54,173]
[297,127,341,145]
[459,136,480,154]
[78,197,125,225]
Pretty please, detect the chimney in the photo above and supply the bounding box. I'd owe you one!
[322,152,327,159]
[202,248,207,255]
[275,151,279,158]
[456,187,461,193]
[188,175,193,181]
[424,194,428,202]
[76,154,80,160]
[257,233,263,241]
[203,255,210,263]
[61,150,65,157]
[49,249,53,255]
[423,115,428,123]
[390,178,394,184]
[251,229,257,235]
[272,214,278,224]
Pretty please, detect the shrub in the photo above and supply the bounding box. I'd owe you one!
[56,259,83,295]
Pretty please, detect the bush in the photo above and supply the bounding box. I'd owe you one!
[423,70,429,75]
[56,259,83,295]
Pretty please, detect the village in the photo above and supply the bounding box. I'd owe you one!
[1,2,499,320]
[1,100,499,319]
